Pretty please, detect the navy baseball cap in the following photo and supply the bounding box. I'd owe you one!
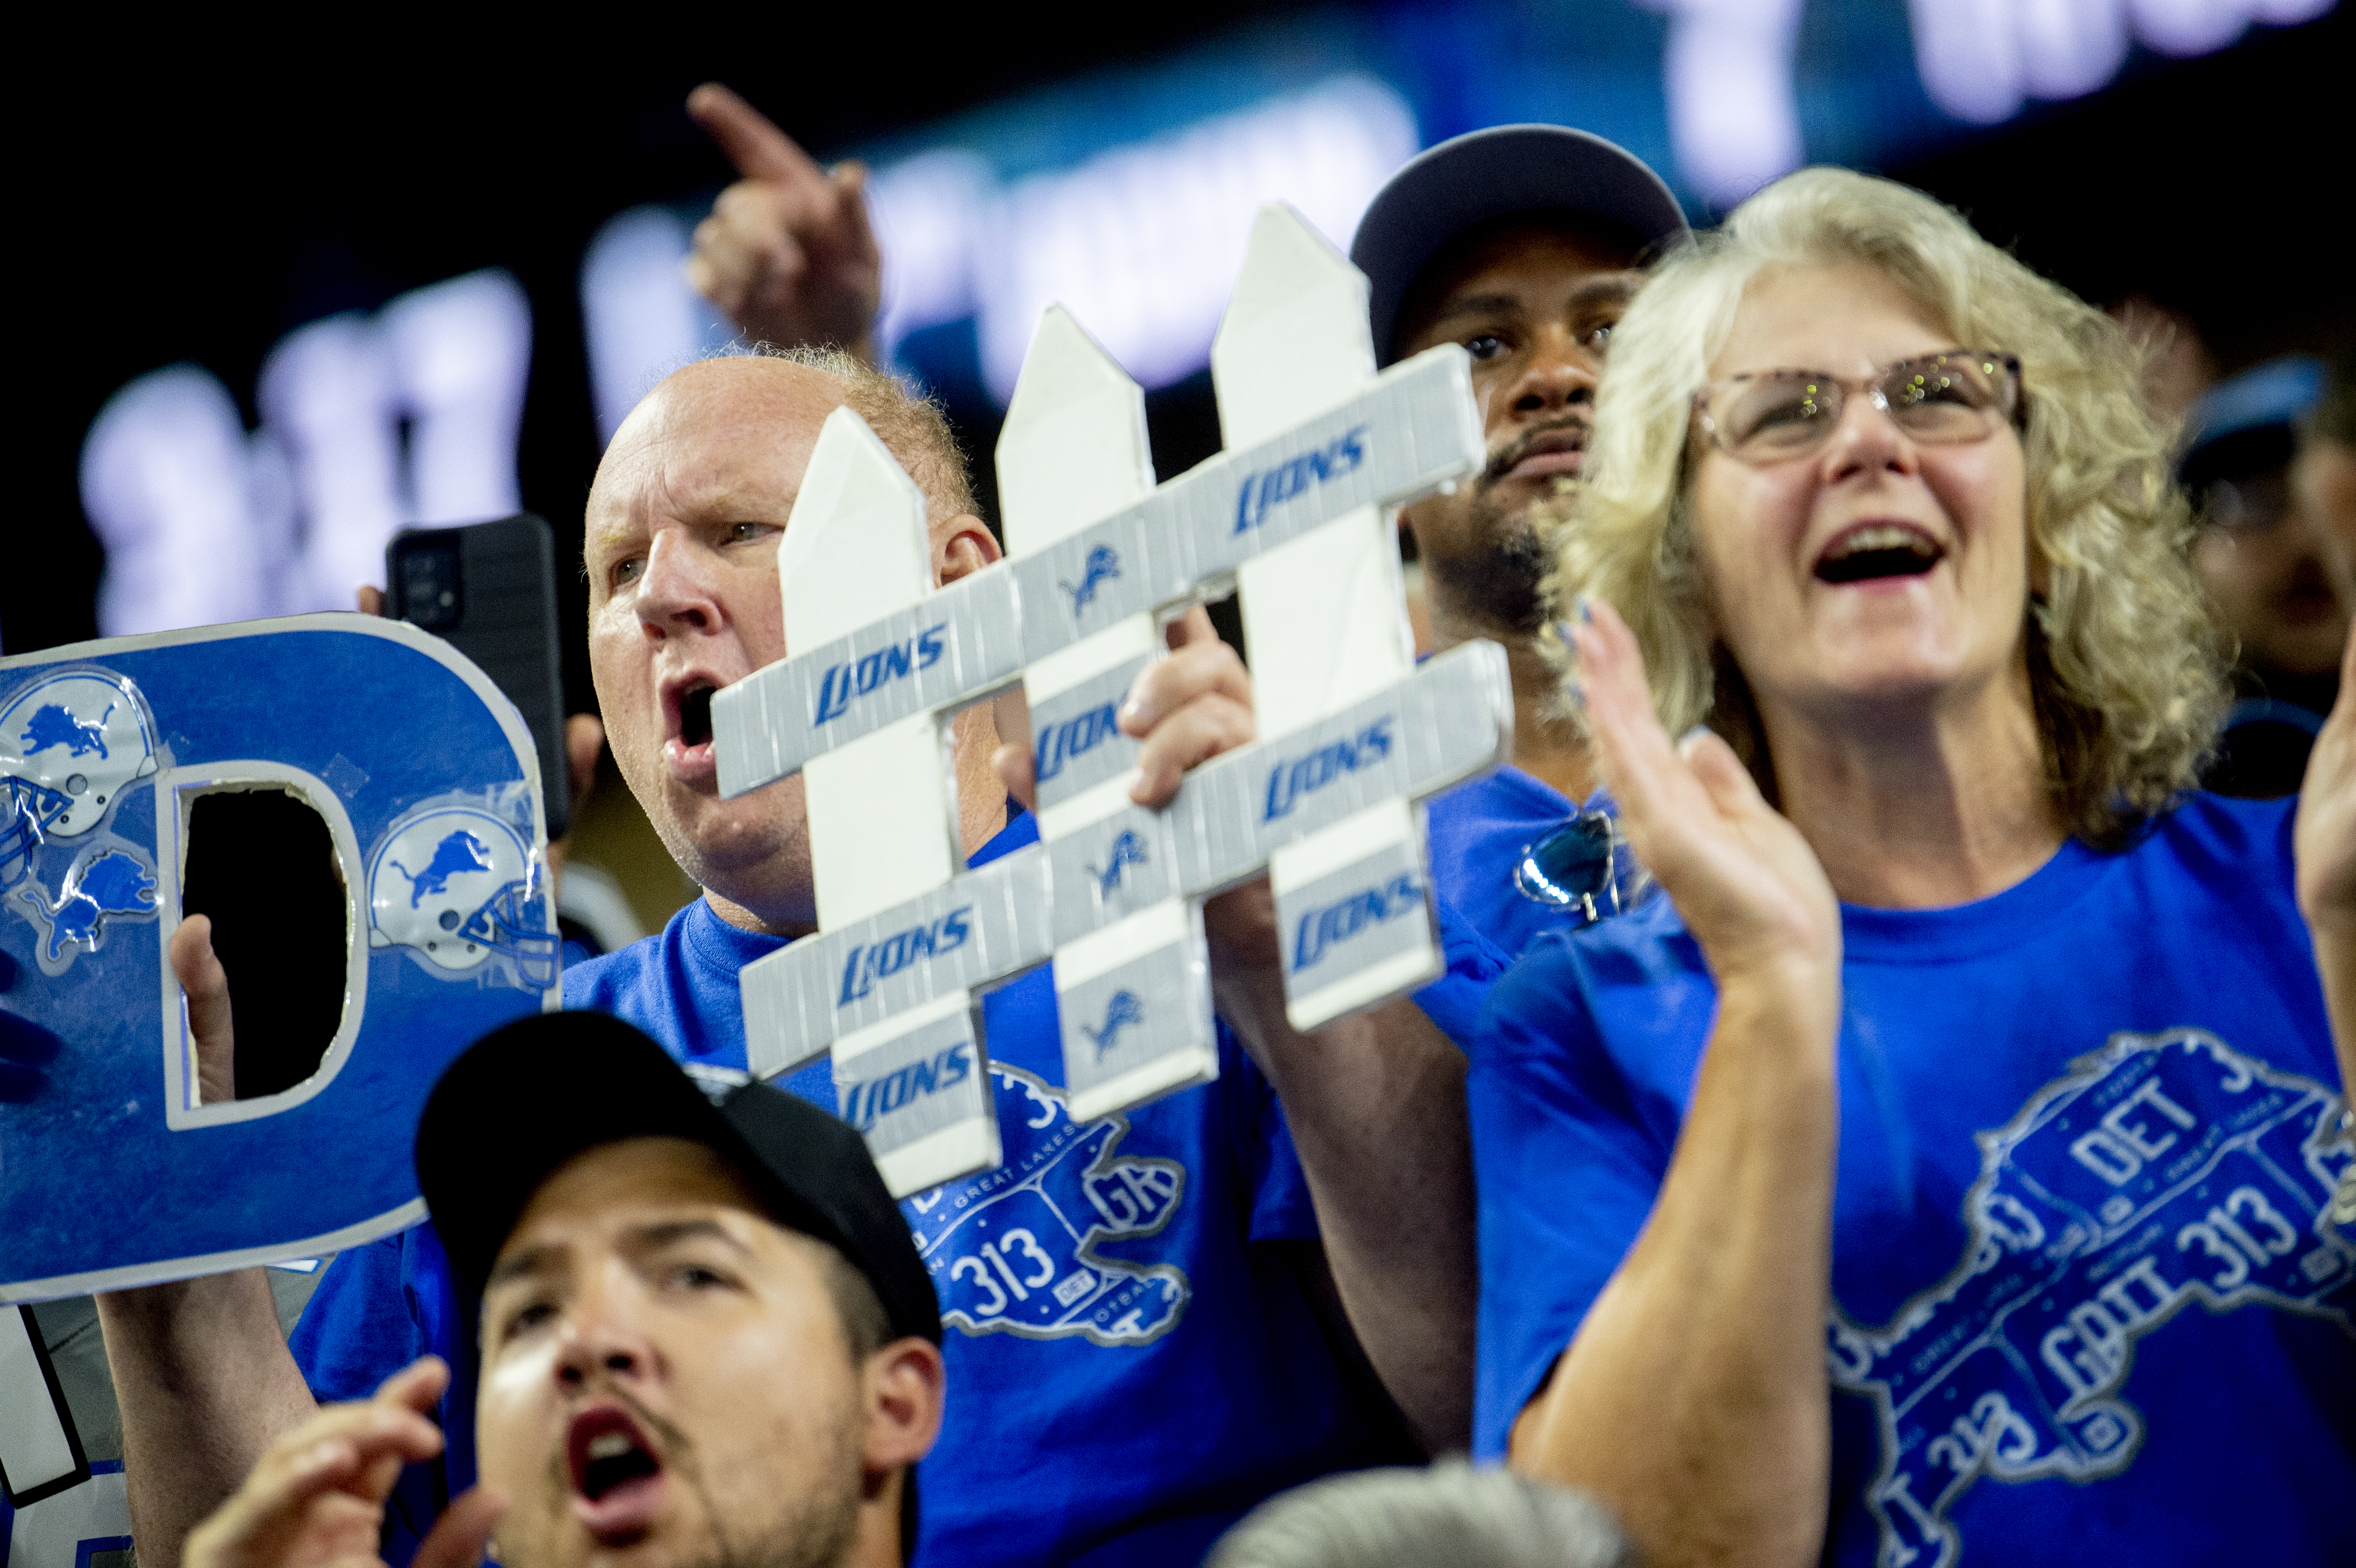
[1350,124,1690,365]
[415,1010,939,1345]
[2180,355,2326,492]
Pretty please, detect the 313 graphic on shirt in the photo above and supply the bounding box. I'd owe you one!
[1825,1028,2355,1568]
[903,1061,1190,1347]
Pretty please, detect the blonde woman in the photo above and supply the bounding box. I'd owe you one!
[1468,167,2355,1568]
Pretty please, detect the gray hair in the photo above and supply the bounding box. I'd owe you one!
[1205,1463,1635,1568]
[1538,167,2227,846]
[734,341,979,527]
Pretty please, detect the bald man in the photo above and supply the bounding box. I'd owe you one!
[103,348,1492,1568]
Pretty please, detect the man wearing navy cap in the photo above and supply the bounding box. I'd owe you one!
[2181,356,2350,796]
[179,1013,944,1568]
[1346,126,1687,958]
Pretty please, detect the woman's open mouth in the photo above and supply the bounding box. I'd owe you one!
[1814,523,1944,585]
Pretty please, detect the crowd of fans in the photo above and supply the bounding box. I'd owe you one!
[22,80,2355,1568]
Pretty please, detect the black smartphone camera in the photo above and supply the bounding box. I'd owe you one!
[385,513,572,838]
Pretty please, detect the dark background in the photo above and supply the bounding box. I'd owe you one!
[14,3,2351,718]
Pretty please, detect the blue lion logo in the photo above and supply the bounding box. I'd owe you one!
[1080,990,1146,1058]
[21,701,115,761]
[1058,545,1121,612]
[390,829,493,908]
[1086,830,1149,896]
[19,849,157,960]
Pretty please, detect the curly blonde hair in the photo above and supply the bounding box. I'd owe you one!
[1538,167,2226,847]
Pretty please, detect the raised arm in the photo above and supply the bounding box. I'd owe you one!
[1199,923,1477,1454]
[1506,602,1843,1568]
[1009,608,1477,1451]
[683,84,883,364]
[96,918,320,1568]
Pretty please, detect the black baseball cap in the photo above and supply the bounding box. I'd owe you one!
[415,1010,939,1345]
[1350,123,1690,365]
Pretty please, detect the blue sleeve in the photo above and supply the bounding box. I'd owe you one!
[1411,892,1511,1050]
[1466,938,1673,1461]
[289,1226,472,1568]
[288,1232,433,1402]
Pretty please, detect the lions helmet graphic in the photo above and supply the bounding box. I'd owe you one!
[367,806,557,988]
[0,670,160,887]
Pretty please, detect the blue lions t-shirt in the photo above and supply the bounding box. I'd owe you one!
[1468,792,2355,1566]
[294,811,1496,1568]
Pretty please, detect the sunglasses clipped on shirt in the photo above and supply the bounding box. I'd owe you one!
[1514,808,1625,925]
[1693,349,2023,465]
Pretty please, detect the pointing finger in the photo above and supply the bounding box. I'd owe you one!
[687,83,822,188]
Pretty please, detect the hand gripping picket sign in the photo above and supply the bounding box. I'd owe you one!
[715,205,1513,1197]
[0,616,559,1302]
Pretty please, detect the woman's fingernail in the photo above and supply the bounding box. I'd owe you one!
[1574,595,1593,624]
[1552,618,1579,648]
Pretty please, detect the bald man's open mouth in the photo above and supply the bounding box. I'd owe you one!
[661,670,725,784]
[568,1405,667,1542]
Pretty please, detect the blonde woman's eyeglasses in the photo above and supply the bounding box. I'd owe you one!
[1693,350,2022,464]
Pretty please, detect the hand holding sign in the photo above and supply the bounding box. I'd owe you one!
[685,84,883,364]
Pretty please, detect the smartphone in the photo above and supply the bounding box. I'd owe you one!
[385,513,572,838]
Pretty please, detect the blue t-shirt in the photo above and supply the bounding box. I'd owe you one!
[295,811,1500,1568]
[1424,765,1606,961]
[1468,792,2356,1567]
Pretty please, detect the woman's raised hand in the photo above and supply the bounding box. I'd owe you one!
[2295,629,2356,1187]
[1563,600,1842,1021]
[2295,627,2356,943]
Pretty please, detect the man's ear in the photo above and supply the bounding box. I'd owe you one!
[937,513,1001,586]
[862,1336,946,1473]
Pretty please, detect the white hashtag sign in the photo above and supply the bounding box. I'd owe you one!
[713,204,1509,1196]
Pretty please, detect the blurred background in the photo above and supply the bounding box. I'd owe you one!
[14,0,2349,934]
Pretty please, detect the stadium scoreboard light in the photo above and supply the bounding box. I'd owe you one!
[66,0,2334,645]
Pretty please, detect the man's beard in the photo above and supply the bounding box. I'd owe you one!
[675,1459,860,1568]
[1426,485,1554,635]
[1422,419,1585,635]
[660,1396,862,1568]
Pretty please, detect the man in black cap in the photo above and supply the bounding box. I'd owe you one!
[1347,125,1687,958]
[178,1013,944,1568]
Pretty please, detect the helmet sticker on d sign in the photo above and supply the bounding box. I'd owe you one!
[0,670,160,889]
[367,805,557,990]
